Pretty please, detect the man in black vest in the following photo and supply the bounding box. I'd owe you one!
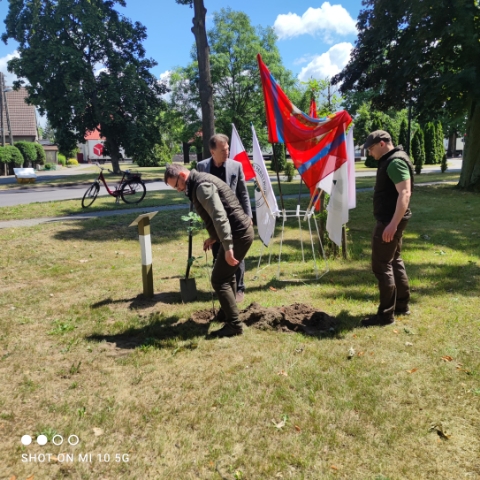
[197,134,252,304]
[361,130,414,327]
[164,164,254,338]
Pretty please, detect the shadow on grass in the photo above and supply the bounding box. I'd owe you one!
[86,312,210,350]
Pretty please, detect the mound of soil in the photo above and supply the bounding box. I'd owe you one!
[191,302,336,335]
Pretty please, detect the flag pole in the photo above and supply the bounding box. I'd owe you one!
[271,143,285,211]
[253,174,272,213]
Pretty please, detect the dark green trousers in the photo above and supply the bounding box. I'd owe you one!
[211,225,254,326]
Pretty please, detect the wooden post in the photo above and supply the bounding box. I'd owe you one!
[341,225,348,259]
[129,212,157,298]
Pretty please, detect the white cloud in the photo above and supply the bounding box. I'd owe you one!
[274,2,356,41]
[298,42,353,81]
[0,51,20,86]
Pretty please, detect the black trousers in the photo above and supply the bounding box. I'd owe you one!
[371,219,410,320]
[211,226,254,326]
[212,240,246,293]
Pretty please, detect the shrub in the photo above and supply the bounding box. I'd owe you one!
[14,141,37,167]
[270,143,286,173]
[189,160,198,170]
[284,161,296,182]
[44,163,56,170]
[441,153,448,173]
[66,158,79,166]
[33,143,46,165]
[412,128,425,175]
[153,142,173,166]
[0,145,24,170]
[57,156,66,167]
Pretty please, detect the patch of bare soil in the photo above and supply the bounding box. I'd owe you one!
[191,302,336,335]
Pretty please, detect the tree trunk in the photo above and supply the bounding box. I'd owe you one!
[191,0,215,158]
[458,100,480,190]
[183,141,191,164]
[104,136,121,174]
[447,132,457,158]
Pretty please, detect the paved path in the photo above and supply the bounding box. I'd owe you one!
[0,159,462,208]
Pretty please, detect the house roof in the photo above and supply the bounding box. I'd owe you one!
[2,87,37,138]
[85,128,102,140]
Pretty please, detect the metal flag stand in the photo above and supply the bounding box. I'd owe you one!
[254,183,329,282]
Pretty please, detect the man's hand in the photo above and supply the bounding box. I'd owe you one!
[225,249,239,266]
[382,223,397,243]
[203,238,216,252]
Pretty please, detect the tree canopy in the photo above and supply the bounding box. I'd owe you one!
[334,0,480,189]
[2,0,167,172]
[179,8,295,149]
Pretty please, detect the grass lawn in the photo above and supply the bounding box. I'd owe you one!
[1,184,479,479]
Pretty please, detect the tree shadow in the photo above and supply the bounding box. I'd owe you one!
[86,312,210,350]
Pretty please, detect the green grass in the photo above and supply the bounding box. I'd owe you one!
[0,184,479,478]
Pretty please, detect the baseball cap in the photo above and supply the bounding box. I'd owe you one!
[363,130,392,149]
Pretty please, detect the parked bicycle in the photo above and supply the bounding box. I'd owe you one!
[81,164,147,208]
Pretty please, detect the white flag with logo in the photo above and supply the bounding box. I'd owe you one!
[325,127,356,246]
[252,125,279,246]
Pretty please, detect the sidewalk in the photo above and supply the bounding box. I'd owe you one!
[0,178,459,230]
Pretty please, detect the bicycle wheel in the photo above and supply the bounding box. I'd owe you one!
[81,182,100,208]
[121,180,146,204]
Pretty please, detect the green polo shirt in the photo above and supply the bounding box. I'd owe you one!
[387,159,411,185]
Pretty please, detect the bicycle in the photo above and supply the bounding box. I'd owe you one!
[81,164,147,208]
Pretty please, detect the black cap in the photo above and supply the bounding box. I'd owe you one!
[363,130,392,149]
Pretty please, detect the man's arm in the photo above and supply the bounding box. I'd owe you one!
[234,162,253,217]
[382,179,411,242]
[196,183,238,265]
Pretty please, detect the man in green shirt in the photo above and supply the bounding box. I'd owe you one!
[361,130,415,327]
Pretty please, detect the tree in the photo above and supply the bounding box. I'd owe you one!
[3,0,167,173]
[435,121,445,164]
[334,0,480,190]
[412,127,425,174]
[398,119,408,151]
[424,123,436,165]
[176,0,215,158]
[33,143,46,166]
[14,141,37,168]
[207,8,295,149]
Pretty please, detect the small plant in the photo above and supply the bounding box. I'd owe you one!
[44,162,56,170]
[189,159,198,170]
[284,161,296,182]
[181,210,204,280]
[66,158,79,166]
[57,157,66,167]
[441,153,448,173]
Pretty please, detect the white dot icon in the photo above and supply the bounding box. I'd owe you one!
[21,435,32,446]
[37,435,48,446]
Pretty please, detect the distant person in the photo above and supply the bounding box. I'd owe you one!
[164,164,254,338]
[197,133,252,303]
[361,130,414,327]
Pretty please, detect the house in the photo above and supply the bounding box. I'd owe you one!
[38,140,59,164]
[1,87,38,143]
[77,128,125,163]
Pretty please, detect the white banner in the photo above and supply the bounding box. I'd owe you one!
[251,125,279,246]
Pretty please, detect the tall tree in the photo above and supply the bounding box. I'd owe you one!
[334,0,480,190]
[435,121,445,164]
[209,8,295,148]
[3,0,166,173]
[176,0,215,158]
[412,127,425,174]
[424,123,436,165]
[178,8,295,150]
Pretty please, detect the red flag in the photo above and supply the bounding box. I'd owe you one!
[257,54,352,194]
[230,124,256,180]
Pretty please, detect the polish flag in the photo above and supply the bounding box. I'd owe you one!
[230,124,256,180]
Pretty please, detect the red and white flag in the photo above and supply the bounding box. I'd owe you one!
[230,124,256,180]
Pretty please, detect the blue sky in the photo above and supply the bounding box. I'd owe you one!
[0,0,362,87]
